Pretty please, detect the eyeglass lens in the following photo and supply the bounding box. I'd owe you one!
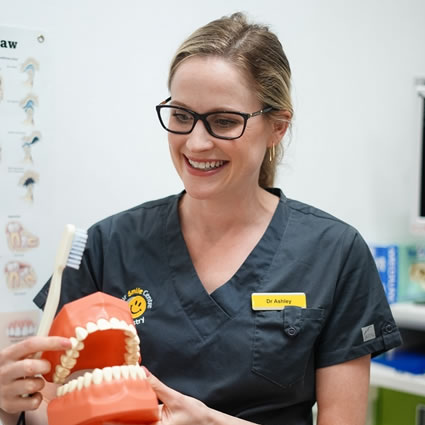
[159,106,246,139]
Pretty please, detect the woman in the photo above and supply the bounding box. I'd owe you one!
[0,12,401,425]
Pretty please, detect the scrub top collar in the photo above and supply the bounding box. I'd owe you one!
[165,189,290,340]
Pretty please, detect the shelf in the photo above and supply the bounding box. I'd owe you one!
[391,302,425,331]
[371,363,425,396]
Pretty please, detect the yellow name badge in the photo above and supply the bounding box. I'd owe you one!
[251,292,307,310]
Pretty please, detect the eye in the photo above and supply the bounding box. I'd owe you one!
[210,114,243,129]
[172,110,193,124]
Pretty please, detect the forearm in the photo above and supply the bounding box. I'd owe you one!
[316,355,370,425]
[206,407,259,425]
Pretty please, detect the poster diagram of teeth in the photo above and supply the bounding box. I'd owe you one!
[4,260,37,291]
[0,311,39,349]
[0,26,48,351]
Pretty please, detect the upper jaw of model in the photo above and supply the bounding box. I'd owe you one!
[42,292,141,386]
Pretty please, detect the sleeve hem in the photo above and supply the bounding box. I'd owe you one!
[316,330,403,368]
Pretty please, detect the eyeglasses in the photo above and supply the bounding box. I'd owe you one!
[156,97,274,140]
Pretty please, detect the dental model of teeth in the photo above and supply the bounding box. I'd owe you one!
[52,317,141,384]
[41,292,159,425]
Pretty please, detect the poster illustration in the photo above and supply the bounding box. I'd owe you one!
[0,26,48,350]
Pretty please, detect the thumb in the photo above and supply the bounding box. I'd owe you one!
[145,369,180,405]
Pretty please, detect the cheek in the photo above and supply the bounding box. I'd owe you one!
[168,138,183,170]
[168,134,184,156]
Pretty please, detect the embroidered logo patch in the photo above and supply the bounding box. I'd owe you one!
[121,287,153,325]
[361,324,376,342]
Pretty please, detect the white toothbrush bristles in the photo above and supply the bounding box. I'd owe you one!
[67,229,88,269]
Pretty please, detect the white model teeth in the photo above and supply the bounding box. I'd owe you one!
[70,337,84,351]
[56,365,147,397]
[97,318,111,330]
[86,322,97,334]
[52,317,141,385]
[188,159,224,170]
[75,327,88,341]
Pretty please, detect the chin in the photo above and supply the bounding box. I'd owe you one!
[42,292,159,425]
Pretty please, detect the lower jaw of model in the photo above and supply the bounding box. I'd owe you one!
[42,292,159,425]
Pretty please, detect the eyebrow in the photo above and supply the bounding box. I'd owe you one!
[168,100,246,115]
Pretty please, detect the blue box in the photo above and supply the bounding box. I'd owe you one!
[370,244,425,304]
[372,349,425,375]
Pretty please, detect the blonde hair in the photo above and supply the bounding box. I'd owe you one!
[168,12,293,188]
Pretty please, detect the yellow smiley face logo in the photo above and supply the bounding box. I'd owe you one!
[128,295,147,319]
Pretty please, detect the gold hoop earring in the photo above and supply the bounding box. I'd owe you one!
[269,144,275,162]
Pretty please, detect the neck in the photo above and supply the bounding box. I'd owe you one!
[179,187,279,238]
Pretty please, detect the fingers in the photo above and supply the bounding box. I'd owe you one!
[4,358,51,383]
[0,336,71,362]
[0,336,71,414]
[0,383,43,414]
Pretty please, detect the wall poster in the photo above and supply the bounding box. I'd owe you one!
[0,26,49,351]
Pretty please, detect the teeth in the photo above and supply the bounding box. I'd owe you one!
[83,372,91,388]
[86,322,97,334]
[110,317,121,329]
[103,367,113,382]
[97,318,111,331]
[121,365,129,380]
[125,352,140,365]
[55,365,70,379]
[69,379,78,392]
[125,343,139,355]
[53,375,62,384]
[119,320,130,331]
[112,366,121,380]
[70,337,84,351]
[128,365,138,379]
[92,368,103,385]
[61,354,76,369]
[56,365,147,397]
[65,349,80,359]
[124,324,137,337]
[62,383,69,396]
[52,317,140,386]
[77,376,84,390]
[188,159,224,170]
[75,327,88,341]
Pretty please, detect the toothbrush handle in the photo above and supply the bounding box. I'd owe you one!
[34,269,63,359]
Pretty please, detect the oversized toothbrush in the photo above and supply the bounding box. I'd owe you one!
[35,224,87,357]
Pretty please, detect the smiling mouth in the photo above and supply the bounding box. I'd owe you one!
[187,157,226,171]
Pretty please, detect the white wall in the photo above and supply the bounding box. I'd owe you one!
[2,0,425,259]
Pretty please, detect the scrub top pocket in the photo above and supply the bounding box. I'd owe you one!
[252,306,324,388]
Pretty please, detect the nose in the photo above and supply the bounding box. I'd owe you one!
[185,119,214,152]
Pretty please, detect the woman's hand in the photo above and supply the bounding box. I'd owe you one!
[104,370,211,425]
[105,370,258,425]
[0,336,71,414]
[146,371,212,425]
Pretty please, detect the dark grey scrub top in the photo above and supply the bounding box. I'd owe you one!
[34,189,402,425]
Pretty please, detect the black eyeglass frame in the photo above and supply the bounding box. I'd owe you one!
[156,97,275,140]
